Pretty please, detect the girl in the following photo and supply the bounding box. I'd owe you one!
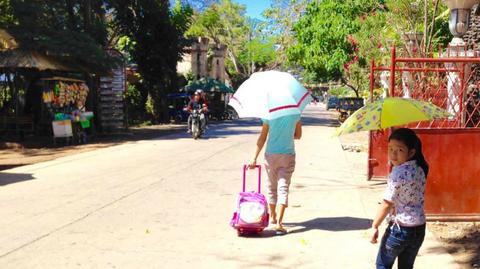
[249,114,302,235]
[370,128,429,269]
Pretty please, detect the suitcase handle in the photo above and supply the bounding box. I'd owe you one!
[243,165,261,193]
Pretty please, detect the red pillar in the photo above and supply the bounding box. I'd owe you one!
[390,46,396,97]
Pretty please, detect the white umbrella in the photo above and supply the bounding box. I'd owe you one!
[229,71,312,120]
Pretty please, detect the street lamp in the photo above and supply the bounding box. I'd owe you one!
[444,0,479,44]
[402,32,423,53]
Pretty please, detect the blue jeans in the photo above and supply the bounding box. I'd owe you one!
[376,222,426,269]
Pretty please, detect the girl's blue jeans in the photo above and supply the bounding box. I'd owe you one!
[376,222,426,269]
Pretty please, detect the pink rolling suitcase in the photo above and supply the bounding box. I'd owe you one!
[230,165,269,236]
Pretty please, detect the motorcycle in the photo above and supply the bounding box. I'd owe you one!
[190,108,205,139]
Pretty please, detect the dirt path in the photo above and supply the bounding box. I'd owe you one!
[0,124,185,171]
[429,222,480,268]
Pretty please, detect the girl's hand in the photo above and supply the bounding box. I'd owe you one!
[370,227,379,244]
[248,159,257,169]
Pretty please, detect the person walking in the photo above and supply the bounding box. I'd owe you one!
[370,128,429,269]
[249,114,302,235]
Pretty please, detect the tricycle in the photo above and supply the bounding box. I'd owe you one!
[167,93,191,123]
[337,97,364,122]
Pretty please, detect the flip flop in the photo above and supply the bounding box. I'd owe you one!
[275,226,288,235]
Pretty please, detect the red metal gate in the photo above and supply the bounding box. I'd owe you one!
[368,46,480,221]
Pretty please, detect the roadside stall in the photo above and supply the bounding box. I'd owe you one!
[0,45,97,142]
[41,77,94,145]
[1,29,117,143]
[183,77,235,120]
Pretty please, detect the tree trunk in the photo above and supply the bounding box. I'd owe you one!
[83,0,92,32]
[251,58,255,75]
[341,78,359,97]
[227,50,239,72]
[150,85,170,124]
[159,97,169,123]
[65,0,76,29]
[423,0,428,56]
[426,0,440,55]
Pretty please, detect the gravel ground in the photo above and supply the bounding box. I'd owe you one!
[428,222,480,269]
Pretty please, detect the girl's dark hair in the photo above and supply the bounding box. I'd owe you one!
[389,128,429,177]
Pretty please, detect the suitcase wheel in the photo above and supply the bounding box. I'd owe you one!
[237,229,244,236]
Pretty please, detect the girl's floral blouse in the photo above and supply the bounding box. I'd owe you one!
[384,160,426,226]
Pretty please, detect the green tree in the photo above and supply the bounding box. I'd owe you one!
[347,1,449,97]
[263,0,308,69]
[289,0,382,83]
[109,0,192,123]
[264,0,450,99]
[236,18,276,76]
[3,0,112,69]
[0,0,13,25]
[181,0,219,11]
[383,0,450,56]
[238,37,276,75]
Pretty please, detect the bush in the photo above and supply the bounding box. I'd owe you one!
[125,83,148,124]
[329,86,357,97]
[0,85,12,109]
[360,88,385,103]
[145,94,154,117]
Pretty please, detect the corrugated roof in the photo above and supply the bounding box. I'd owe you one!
[0,29,18,50]
[0,49,80,71]
[0,29,115,74]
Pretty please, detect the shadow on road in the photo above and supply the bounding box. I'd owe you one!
[0,172,36,186]
[285,216,372,233]
[425,229,480,268]
[302,112,339,127]
[203,126,259,139]
[214,119,261,127]
[0,164,28,171]
[236,229,279,239]
[170,128,258,140]
[236,216,372,239]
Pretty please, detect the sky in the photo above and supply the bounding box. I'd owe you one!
[170,1,272,20]
[234,0,271,20]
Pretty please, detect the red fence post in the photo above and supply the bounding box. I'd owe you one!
[459,62,465,127]
[390,46,396,97]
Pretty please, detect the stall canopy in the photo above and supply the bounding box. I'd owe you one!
[0,28,113,74]
[0,29,18,50]
[0,49,79,71]
[183,77,234,93]
[0,28,77,72]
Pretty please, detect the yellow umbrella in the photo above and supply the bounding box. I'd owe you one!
[335,97,451,136]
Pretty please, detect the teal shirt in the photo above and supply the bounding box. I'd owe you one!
[263,115,301,155]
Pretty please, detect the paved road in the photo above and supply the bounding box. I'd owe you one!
[0,105,459,268]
